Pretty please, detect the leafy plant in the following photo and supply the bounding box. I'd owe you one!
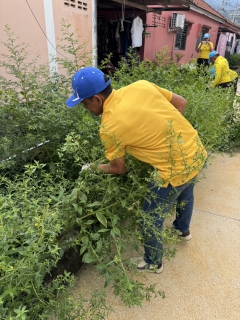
[0,23,91,175]
[227,53,240,68]
[51,290,113,320]
[54,19,93,77]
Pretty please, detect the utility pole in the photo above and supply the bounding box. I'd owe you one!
[229,13,240,23]
[229,1,240,23]
[220,0,230,13]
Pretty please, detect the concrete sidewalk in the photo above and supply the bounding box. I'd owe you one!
[75,152,240,320]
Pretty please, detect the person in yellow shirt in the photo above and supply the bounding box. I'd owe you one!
[197,33,213,67]
[209,51,238,93]
[66,67,207,274]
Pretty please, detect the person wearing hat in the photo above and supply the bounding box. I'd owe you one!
[66,66,207,274]
[197,33,213,68]
[209,51,238,93]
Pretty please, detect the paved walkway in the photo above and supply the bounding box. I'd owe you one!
[75,152,240,320]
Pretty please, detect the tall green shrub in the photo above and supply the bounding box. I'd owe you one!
[0,23,91,174]
[227,53,240,68]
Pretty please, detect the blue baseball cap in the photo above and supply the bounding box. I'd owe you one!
[66,67,111,108]
[203,33,210,39]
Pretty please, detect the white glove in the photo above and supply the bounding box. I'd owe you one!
[80,163,91,173]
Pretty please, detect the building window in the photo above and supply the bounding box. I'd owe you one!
[174,24,188,50]
[64,0,88,11]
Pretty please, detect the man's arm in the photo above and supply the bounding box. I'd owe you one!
[209,42,213,52]
[170,93,188,114]
[211,63,222,88]
[197,43,202,53]
[98,156,126,174]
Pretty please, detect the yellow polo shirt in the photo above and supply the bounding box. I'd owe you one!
[212,55,238,88]
[198,41,213,59]
[100,80,207,186]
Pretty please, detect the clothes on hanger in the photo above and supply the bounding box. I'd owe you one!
[131,16,144,48]
[97,13,144,64]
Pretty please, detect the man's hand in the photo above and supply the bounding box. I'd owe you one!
[98,157,126,175]
[80,163,91,173]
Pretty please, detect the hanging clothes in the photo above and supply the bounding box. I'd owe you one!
[120,19,132,56]
[216,33,228,57]
[131,16,144,48]
[230,33,236,55]
[115,21,121,53]
[236,40,240,53]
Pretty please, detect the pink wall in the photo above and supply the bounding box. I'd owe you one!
[54,0,93,56]
[0,0,92,77]
[0,0,48,67]
[144,9,219,64]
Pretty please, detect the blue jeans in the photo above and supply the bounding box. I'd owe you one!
[142,177,196,265]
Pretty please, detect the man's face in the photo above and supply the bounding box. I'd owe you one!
[81,95,103,116]
[210,56,216,64]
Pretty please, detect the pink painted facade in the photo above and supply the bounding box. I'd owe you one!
[143,9,219,64]
[0,0,48,67]
[0,0,92,77]
[1,0,240,79]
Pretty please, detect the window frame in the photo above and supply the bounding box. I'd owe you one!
[174,23,189,50]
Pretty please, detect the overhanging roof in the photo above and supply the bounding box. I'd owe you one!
[219,22,240,35]
[97,0,193,12]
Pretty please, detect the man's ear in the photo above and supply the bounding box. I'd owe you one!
[94,94,104,105]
